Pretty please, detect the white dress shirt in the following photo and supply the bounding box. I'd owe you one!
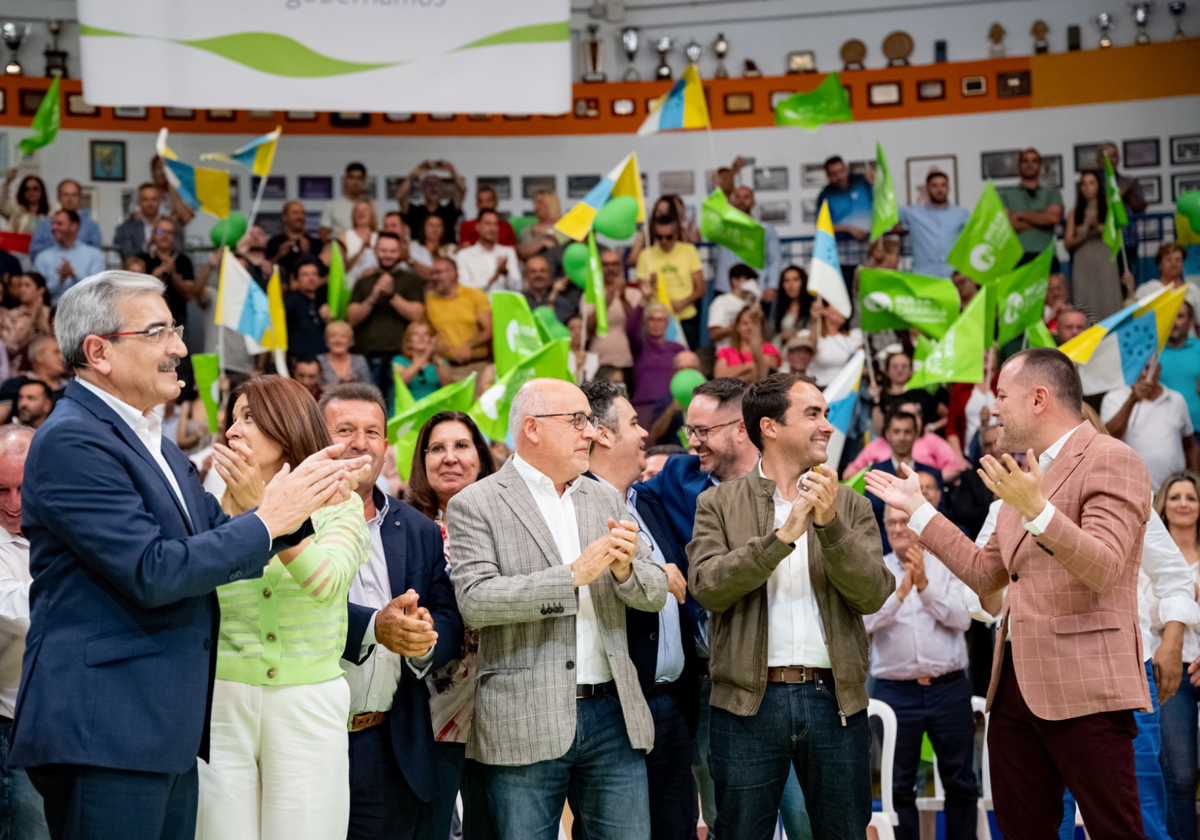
[455,242,522,293]
[0,528,31,718]
[513,454,611,684]
[597,478,684,683]
[762,463,831,668]
[863,549,971,680]
[342,494,434,718]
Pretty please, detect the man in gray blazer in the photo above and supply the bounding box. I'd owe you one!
[448,378,668,840]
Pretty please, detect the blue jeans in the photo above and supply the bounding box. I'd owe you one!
[485,694,650,840]
[1060,660,1170,840]
[872,673,978,840]
[1158,661,1198,840]
[692,675,717,837]
[0,721,48,840]
[709,679,871,840]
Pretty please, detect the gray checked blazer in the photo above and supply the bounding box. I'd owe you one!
[446,458,668,766]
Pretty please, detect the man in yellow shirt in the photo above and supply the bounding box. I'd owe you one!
[636,209,705,348]
[425,257,493,385]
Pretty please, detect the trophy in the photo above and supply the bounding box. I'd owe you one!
[712,33,730,78]
[1130,2,1154,42]
[1094,12,1117,46]
[654,36,673,80]
[988,22,1007,57]
[742,58,762,77]
[581,24,605,82]
[1032,19,1050,53]
[621,27,640,82]
[2,23,30,76]
[685,39,702,68]
[840,39,867,70]
[1170,1,1188,36]
[882,31,914,66]
[44,18,67,78]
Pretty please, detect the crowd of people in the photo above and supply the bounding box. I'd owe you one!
[0,139,1196,840]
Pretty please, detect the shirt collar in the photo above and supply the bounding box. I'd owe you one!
[367,489,390,528]
[1039,424,1083,472]
[77,378,154,433]
[513,453,581,499]
[758,460,804,500]
[592,472,635,508]
[0,527,27,547]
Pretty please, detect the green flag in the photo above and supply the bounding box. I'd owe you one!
[994,242,1055,346]
[906,292,987,389]
[870,142,899,242]
[508,215,538,241]
[946,182,1023,285]
[491,291,543,378]
[1025,319,1057,349]
[585,230,608,337]
[774,73,853,131]
[533,306,571,343]
[842,465,869,495]
[393,367,415,418]
[1103,154,1127,261]
[388,373,478,479]
[858,269,960,338]
[983,284,997,349]
[700,188,765,269]
[326,241,351,321]
[470,339,571,442]
[18,78,60,156]
[192,352,221,434]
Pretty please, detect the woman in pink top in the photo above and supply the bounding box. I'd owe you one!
[843,395,967,481]
[714,305,781,383]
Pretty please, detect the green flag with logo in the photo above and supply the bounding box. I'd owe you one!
[946,182,1023,285]
[700,189,765,269]
[326,240,351,322]
[994,242,1055,346]
[1103,154,1127,261]
[858,269,960,338]
[906,292,986,389]
[870,142,900,242]
[492,291,543,378]
[470,339,571,442]
[1026,319,1057,348]
[386,372,477,477]
[18,77,60,156]
[192,352,221,434]
[585,230,608,336]
[774,73,853,131]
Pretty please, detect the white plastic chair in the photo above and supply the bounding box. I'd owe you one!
[869,698,900,840]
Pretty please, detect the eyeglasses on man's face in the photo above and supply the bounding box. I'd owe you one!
[682,419,738,442]
[100,324,185,344]
[533,412,597,432]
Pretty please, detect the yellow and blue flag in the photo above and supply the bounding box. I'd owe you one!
[215,248,273,345]
[808,201,853,319]
[1061,285,1187,394]
[638,64,710,137]
[202,127,281,177]
[822,349,864,469]
[156,129,230,219]
[556,152,646,241]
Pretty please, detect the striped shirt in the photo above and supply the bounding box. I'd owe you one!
[216,494,371,686]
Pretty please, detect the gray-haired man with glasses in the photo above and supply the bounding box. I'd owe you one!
[447,377,667,840]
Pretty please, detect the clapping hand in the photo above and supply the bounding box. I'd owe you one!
[903,544,928,592]
[864,463,926,516]
[977,452,1046,521]
[256,444,371,538]
[797,465,838,526]
[376,589,438,657]
[606,518,640,582]
[214,438,264,514]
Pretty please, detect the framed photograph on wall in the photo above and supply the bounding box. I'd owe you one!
[162,106,195,120]
[1041,154,1064,188]
[287,111,318,122]
[757,201,791,225]
[1171,135,1200,166]
[67,94,99,116]
[754,167,790,192]
[1135,175,1161,205]
[980,150,1020,180]
[522,175,556,199]
[1173,172,1200,201]
[568,175,601,198]
[251,175,287,201]
[330,112,370,128]
[298,176,334,201]
[802,163,828,189]
[90,140,126,182]
[19,89,44,116]
[476,176,512,201]
[229,177,240,212]
[1123,138,1160,168]
[1073,142,1104,172]
[801,199,818,224]
[658,170,695,195]
[905,154,959,205]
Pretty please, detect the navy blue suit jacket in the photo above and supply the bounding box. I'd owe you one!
[631,454,717,549]
[342,490,463,803]
[12,381,303,774]
[868,458,941,553]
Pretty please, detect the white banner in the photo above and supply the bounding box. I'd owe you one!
[76,0,571,114]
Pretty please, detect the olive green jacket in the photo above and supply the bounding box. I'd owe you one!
[687,468,894,720]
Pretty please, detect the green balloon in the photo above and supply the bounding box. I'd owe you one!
[593,196,639,241]
[1179,191,1200,234]
[209,212,248,248]
[508,214,538,240]
[563,242,591,288]
[670,369,708,409]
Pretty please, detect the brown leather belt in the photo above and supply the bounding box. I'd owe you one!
[349,711,388,732]
[767,666,834,684]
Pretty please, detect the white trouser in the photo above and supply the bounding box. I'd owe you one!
[197,677,351,840]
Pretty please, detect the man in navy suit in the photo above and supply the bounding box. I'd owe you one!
[323,383,463,840]
[13,271,365,840]
[867,408,941,554]
[583,381,703,840]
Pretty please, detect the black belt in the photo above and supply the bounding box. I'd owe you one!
[576,680,617,700]
[882,670,966,687]
[0,715,10,726]
[646,679,678,697]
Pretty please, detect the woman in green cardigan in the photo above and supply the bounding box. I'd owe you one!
[197,375,371,840]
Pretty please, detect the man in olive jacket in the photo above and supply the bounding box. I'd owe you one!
[688,372,894,840]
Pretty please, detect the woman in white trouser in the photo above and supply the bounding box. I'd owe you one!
[196,375,370,840]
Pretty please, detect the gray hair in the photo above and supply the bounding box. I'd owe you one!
[0,424,34,457]
[508,379,556,437]
[56,271,165,369]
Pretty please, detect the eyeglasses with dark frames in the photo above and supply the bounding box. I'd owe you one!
[682,419,739,441]
[533,412,597,431]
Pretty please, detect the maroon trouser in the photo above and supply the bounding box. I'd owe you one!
[988,645,1146,840]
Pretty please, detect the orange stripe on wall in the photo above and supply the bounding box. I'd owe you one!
[1030,38,1200,108]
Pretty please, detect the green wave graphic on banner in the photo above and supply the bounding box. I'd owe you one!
[79,21,568,79]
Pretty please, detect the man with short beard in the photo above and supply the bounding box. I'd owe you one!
[898,170,970,279]
[522,254,578,324]
[454,209,521,293]
[458,186,515,248]
[15,382,53,430]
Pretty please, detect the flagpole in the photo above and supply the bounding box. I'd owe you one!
[246,173,269,232]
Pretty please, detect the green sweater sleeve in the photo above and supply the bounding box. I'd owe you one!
[283,493,371,605]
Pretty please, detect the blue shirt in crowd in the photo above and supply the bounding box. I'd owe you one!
[816,174,873,239]
[1160,337,1200,433]
[29,209,103,261]
[35,241,106,305]
[899,203,971,279]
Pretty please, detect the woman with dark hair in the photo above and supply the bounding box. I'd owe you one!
[406,411,497,840]
[714,304,780,383]
[0,272,52,371]
[772,264,810,344]
[803,295,862,388]
[197,375,372,840]
[634,195,706,348]
[1066,170,1124,320]
[0,171,49,235]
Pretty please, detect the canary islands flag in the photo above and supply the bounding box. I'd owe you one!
[216,248,272,344]
[556,152,646,242]
[822,349,864,469]
[808,201,853,319]
[638,64,710,136]
[156,129,230,219]
[202,127,281,177]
